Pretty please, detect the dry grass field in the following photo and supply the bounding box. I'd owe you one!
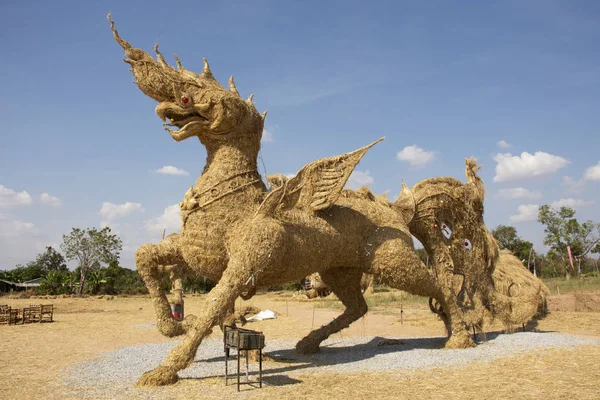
[1,289,600,399]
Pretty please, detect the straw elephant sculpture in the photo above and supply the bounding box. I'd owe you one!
[108,15,545,386]
[403,169,549,337]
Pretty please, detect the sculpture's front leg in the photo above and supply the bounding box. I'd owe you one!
[138,217,282,386]
[136,235,196,338]
[138,258,254,386]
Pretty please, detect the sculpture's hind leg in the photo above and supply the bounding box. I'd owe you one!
[136,234,194,337]
[296,268,367,354]
[366,233,474,348]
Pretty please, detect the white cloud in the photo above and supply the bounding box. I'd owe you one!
[562,176,587,194]
[493,151,569,182]
[496,187,542,200]
[346,170,375,189]
[99,202,144,221]
[0,185,33,208]
[583,161,600,181]
[144,204,181,235]
[155,165,190,176]
[396,145,435,167]
[550,198,594,209]
[262,129,274,142]
[509,204,540,223]
[0,218,37,238]
[0,216,46,268]
[497,140,512,149]
[40,192,61,207]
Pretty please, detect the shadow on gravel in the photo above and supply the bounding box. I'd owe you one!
[184,331,564,384]
[261,375,303,386]
[193,335,452,378]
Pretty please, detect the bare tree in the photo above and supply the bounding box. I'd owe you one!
[61,227,122,295]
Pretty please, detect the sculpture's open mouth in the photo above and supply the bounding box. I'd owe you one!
[156,103,208,140]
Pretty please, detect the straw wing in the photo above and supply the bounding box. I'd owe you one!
[256,138,384,216]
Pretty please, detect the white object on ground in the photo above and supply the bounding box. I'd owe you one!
[246,309,276,321]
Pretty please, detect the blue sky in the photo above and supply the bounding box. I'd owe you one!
[1,0,599,269]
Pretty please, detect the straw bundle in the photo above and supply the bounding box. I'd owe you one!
[489,249,550,330]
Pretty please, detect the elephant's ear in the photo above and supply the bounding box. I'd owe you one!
[256,138,384,217]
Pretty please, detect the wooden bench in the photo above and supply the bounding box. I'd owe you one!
[23,305,41,323]
[8,308,19,325]
[40,304,53,322]
[0,305,10,325]
[2,304,53,325]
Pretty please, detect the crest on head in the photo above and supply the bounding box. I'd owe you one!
[108,14,266,146]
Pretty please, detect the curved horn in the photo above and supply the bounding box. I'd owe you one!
[108,13,175,102]
[246,94,254,106]
[228,76,240,97]
[393,180,416,224]
[465,157,485,200]
[107,13,131,51]
[261,110,268,121]
[153,44,170,67]
[201,58,215,80]
[173,54,184,70]
[462,157,486,216]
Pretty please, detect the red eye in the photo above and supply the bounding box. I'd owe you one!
[181,97,189,104]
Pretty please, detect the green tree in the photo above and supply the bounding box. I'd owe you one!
[40,270,67,295]
[491,225,534,263]
[35,246,68,274]
[86,270,107,295]
[62,272,79,294]
[60,227,122,296]
[537,205,600,277]
[10,263,45,282]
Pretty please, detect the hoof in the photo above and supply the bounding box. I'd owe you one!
[444,333,476,349]
[137,366,179,387]
[295,337,321,354]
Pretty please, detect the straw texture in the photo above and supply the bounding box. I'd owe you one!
[108,15,541,387]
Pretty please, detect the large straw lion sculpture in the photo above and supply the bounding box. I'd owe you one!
[108,15,544,386]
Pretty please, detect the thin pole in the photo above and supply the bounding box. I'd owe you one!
[259,348,263,388]
[400,303,404,325]
[246,350,249,382]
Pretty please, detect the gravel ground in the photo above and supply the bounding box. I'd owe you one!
[59,332,599,399]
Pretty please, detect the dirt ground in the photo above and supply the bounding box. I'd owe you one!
[1,291,600,399]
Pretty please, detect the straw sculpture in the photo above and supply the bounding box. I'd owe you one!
[303,272,374,298]
[489,249,550,330]
[405,160,549,343]
[108,14,548,385]
[398,159,497,347]
[108,15,453,386]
